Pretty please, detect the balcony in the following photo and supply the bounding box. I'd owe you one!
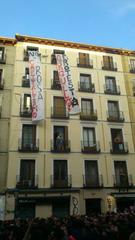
[22,76,30,87]
[80,110,97,121]
[78,82,95,93]
[0,79,4,90]
[81,141,100,153]
[102,62,117,71]
[16,175,38,189]
[18,139,39,152]
[20,107,32,118]
[104,84,120,95]
[110,142,128,154]
[50,175,72,188]
[107,111,124,122]
[77,58,93,68]
[51,140,70,153]
[83,174,103,188]
[51,79,61,90]
[129,64,135,73]
[113,174,133,189]
[51,107,69,119]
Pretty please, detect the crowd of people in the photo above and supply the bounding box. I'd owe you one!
[0,210,135,240]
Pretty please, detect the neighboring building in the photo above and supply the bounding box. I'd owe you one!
[1,34,135,219]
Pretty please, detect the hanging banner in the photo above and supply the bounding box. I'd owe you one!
[55,54,80,115]
[28,51,44,121]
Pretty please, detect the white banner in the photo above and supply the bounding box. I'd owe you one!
[55,54,80,114]
[28,51,44,121]
[0,195,5,221]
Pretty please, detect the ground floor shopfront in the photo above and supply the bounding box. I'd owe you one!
[2,188,135,220]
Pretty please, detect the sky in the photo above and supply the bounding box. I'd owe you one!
[1,0,135,50]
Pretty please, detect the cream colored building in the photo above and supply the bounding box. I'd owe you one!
[0,35,135,219]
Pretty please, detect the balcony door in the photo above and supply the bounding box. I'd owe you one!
[79,53,89,65]
[81,99,93,115]
[108,101,119,118]
[20,160,35,187]
[22,94,32,113]
[22,125,36,149]
[53,97,66,117]
[54,126,68,150]
[105,76,116,91]
[111,128,124,152]
[103,56,114,69]
[53,160,68,187]
[83,127,96,147]
[114,161,128,187]
[53,71,61,89]
[80,74,91,90]
[85,160,99,187]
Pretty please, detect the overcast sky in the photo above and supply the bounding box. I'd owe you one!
[1,0,135,50]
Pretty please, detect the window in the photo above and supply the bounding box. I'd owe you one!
[79,74,93,91]
[52,126,69,152]
[53,97,67,118]
[17,160,36,188]
[53,160,68,187]
[20,94,32,117]
[114,161,128,187]
[85,160,99,187]
[83,127,96,147]
[102,56,117,71]
[0,69,4,89]
[78,53,92,68]
[0,47,5,63]
[52,71,61,90]
[51,50,65,64]
[19,124,38,151]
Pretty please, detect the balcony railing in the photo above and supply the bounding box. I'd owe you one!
[83,174,103,188]
[78,82,95,92]
[110,142,128,154]
[80,110,97,121]
[0,78,4,90]
[51,79,61,90]
[51,139,70,153]
[77,58,93,68]
[104,84,120,95]
[50,175,72,188]
[102,61,117,71]
[51,107,69,119]
[107,111,124,122]
[81,141,100,153]
[112,174,133,188]
[18,139,39,152]
[16,175,38,189]
[22,76,30,87]
[20,107,32,117]
[129,64,135,73]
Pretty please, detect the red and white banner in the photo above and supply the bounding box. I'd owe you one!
[28,51,44,121]
[55,54,80,114]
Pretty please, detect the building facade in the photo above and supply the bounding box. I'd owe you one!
[1,35,135,219]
